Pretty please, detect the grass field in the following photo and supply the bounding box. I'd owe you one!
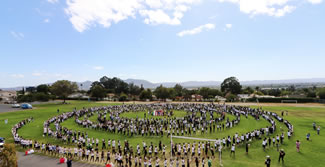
[0,101,324,167]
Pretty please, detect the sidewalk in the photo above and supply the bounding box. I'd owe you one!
[18,152,103,167]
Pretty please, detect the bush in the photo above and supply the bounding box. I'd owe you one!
[247,97,315,103]
[17,93,51,102]
[119,93,128,101]
[17,94,34,102]
[0,143,17,167]
[34,93,50,102]
[318,88,325,99]
[226,93,237,102]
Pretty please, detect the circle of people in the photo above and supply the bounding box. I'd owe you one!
[12,103,294,167]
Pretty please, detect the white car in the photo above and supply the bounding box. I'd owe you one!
[12,104,20,108]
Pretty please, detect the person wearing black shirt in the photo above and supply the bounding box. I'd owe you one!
[66,157,72,167]
[278,149,285,163]
[265,155,271,167]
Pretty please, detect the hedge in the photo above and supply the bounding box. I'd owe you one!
[247,97,315,103]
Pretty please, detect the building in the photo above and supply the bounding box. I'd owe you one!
[191,94,203,101]
[68,93,89,99]
[215,95,226,102]
[0,91,17,102]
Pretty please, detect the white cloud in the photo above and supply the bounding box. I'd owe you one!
[93,66,104,70]
[11,74,24,78]
[48,0,321,32]
[10,31,24,40]
[217,0,296,17]
[177,23,215,37]
[64,0,200,32]
[54,73,71,79]
[308,0,322,4]
[225,24,232,29]
[44,19,50,23]
[47,0,59,4]
[32,72,43,76]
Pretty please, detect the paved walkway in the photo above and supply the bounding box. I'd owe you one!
[18,152,103,167]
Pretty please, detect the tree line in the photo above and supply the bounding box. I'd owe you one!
[15,76,325,103]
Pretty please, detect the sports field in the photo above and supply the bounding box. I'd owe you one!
[0,101,324,167]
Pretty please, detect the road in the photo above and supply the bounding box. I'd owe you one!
[0,104,21,113]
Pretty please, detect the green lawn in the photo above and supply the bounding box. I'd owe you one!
[0,101,325,167]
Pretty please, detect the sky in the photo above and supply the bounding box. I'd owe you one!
[1,0,325,88]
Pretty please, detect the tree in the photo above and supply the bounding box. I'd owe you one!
[199,87,210,99]
[0,143,17,167]
[154,85,170,101]
[183,89,192,101]
[119,93,128,101]
[99,76,129,94]
[318,87,325,99]
[168,88,177,100]
[221,77,242,95]
[50,80,78,103]
[174,84,183,97]
[129,83,141,96]
[36,84,50,94]
[90,83,106,100]
[242,87,254,94]
[208,88,222,97]
[139,89,152,101]
[255,86,260,91]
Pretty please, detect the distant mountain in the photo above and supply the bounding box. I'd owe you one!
[1,78,325,91]
[240,78,325,85]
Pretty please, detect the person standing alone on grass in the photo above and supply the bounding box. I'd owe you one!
[246,143,249,154]
[296,140,300,152]
[265,155,271,167]
[278,149,285,163]
[317,126,320,135]
[306,133,311,141]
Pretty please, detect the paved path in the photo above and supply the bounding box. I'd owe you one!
[17,152,103,167]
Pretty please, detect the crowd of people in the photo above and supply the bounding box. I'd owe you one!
[12,103,295,167]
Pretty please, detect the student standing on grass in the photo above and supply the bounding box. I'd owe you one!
[201,157,205,167]
[296,140,300,152]
[207,157,212,167]
[306,133,311,141]
[230,144,235,157]
[317,126,320,135]
[278,149,285,163]
[195,157,199,167]
[265,155,271,167]
[313,122,316,130]
[245,143,249,154]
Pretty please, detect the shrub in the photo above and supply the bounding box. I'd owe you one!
[0,143,17,167]
[247,97,315,103]
[119,93,128,101]
[318,88,325,99]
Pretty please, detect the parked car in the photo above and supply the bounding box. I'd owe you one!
[12,103,20,108]
[0,137,4,148]
[21,103,32,109]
